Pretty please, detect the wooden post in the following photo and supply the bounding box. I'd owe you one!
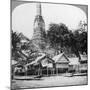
[39,63,41,76]
[41,69,42,76]
[24,66,27,77]
[52,69,53,75]
[77,65,79,73]
[13,71,14,80]
[24,68,26,76]
[51,69,52,76]
[25,69,27,76]
[38,69,39,76]
[47,67,48,76]
[53,68,55,74]
[13,67,17,78]
[13,67,15,80]
[51,69,53,76]
[56,68,58,75]
[53,69,54,75]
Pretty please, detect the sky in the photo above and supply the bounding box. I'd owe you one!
[12,2,87,39]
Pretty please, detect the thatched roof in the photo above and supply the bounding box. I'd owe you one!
[25,53,54,67]
[69,55,87,65]
[80,54,87,64]
[69,57,80,65]
[52,53,69,63]
[80,55,87,61]
[12,60,18,65]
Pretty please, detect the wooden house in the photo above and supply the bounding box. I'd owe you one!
[24,53,55,76]
[52,53,70,74]
[69,55,87,74]
[79,55,87,73]
[68,57,80,73]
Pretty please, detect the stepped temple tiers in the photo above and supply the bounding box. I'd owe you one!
[32,3,46,51]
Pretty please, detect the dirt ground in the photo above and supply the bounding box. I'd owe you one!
[11,75,88,89]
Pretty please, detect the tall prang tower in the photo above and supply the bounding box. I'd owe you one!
[32,3,46,51]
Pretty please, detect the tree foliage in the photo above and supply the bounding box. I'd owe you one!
[47,23,69,53]
[11,30,38,62]
[11,21,87,62]
[47,23,87,60]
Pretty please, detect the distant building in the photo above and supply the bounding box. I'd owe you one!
[79,55,87,73]
[69,55,87,74]
[69,57,80,73]
[32,3,46,51]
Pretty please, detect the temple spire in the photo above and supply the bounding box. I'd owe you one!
[32,3,46,51]
[36,3,42,16]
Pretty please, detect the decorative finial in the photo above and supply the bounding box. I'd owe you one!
[36,3,42,16]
